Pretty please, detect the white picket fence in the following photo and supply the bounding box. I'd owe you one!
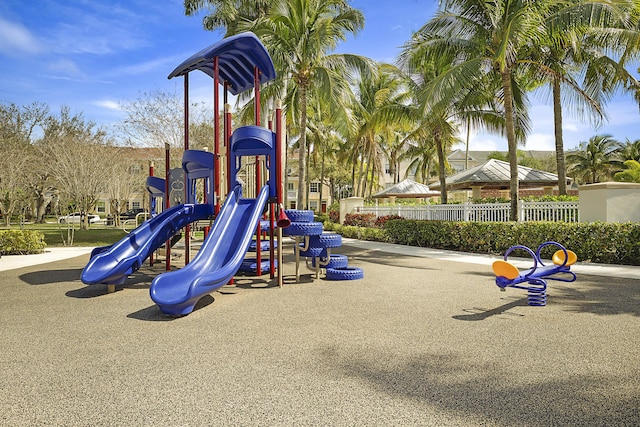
[355,201,580,223]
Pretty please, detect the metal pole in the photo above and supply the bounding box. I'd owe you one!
[276,101,284,287]
[184,74,190,265]
[213,57,221,215]
[165,143,171,271]
[149,160,155,267]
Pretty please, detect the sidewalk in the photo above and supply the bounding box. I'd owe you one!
[0,247,94,272]
[2,239,639,280]
[342,238,640,280]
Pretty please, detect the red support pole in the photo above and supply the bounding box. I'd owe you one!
[275,101,285,287]
[268,118,275,278]
[184,75,191,265]
[165,143,171,271]
[225,102,232,194]
[213,57,221,215]
[149,161,155,267]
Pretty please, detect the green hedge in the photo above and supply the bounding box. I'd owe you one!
[0,229,47,255]
[324,220,640,266]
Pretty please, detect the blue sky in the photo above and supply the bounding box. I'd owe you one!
[0,0,638,152]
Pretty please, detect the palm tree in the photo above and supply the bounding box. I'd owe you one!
[405,0,547,219]
[613,160,640,183]
[253,0,369,209]
[346,63,411,197]
[184,0,273,35]
[531,1,637,195]
[401,0,633,219]
[399,44,510,204]
[184,0,369,210]
[618,138,640,162]
[566,134,620,184]
[400,137,437,184]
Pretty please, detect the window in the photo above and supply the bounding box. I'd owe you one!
[287,182,294,191]
[132,201,141,209]
[130,163,142,175]
[309,201,318,211]
[309,182,320,193]
[96,201,106,214]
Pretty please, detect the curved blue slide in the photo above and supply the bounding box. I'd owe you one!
[150,185,269,316]
[81,203,214,286]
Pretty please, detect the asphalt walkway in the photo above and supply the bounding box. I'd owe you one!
[1,240,638,426]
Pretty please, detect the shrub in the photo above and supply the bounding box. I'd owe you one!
[327,202,340,223]
[374,215,403,228]
[0,229,46,255]
[380,220,640,265]
[344,213,376,227]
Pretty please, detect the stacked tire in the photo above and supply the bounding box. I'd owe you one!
[285,210,364,281]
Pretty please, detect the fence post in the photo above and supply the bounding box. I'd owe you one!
[518,200,524,222]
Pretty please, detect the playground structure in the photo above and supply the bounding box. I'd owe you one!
[492,241,577,306]
[81,32,364,316]
[82,32,289,314]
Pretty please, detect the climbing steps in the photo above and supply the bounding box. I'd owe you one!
[284,209,364,281]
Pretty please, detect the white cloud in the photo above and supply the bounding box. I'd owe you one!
[93,100,121,111]
[48,59,83,78]
[524,133,555,151]
[0,17,41,55]
[453,134,502,151]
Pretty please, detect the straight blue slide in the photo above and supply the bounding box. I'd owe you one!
[150,185,269,316]
[81,203,214,286]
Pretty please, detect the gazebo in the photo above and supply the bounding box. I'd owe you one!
[371,179,440,202]
[430,159,566,199]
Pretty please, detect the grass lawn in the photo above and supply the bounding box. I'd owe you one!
[16,222,129,247]
[8,219,203,248]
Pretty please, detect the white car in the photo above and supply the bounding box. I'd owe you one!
[58,212,101,224]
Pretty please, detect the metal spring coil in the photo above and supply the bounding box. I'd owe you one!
[527,279,547,306]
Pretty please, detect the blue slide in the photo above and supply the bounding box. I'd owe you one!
[150,185,269,316]
[81,203,214,286]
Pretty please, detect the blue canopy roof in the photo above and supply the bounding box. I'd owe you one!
[167,32,276,95]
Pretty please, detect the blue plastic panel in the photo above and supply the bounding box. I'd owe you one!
[146,176,166,198]
[168,32,276,95]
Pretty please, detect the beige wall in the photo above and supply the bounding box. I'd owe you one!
[579,182,640,223]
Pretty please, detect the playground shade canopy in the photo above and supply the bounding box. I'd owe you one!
[371,179,440,199]
[167,32,276,95]
[430,159,563,190]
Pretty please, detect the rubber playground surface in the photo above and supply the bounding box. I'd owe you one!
[1,239,638,426]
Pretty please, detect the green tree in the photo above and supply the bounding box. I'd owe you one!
[403,0,632,219]
[0,102,49,225]
[566,134,620,184]
[613,159,640,182]
[406,0,546,219]
[184,0,369,210]
[185,0,272,35]
[532,0,637,195]
[618,138,640,162]
[41,107,112,230]
[347,63,410,197]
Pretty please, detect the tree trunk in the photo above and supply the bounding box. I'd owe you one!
[297,83,308,210]
[553,78,567,195]
[502,70,519,221]
[435,131,448,204]
[319,144,326,211]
